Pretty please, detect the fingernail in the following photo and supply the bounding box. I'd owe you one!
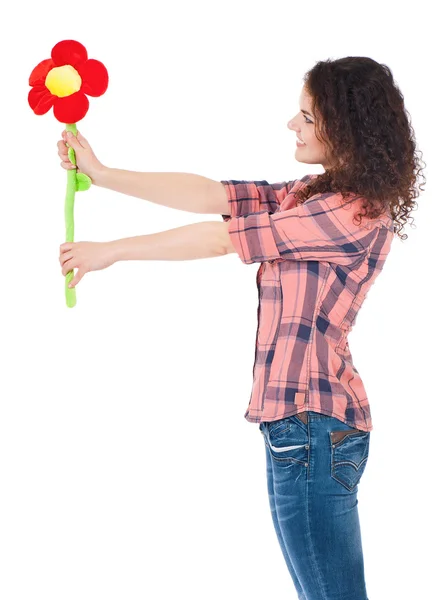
[67,131,72,137]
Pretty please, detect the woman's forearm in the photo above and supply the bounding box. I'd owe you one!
[93,168,227,215]
[109,221,228,262]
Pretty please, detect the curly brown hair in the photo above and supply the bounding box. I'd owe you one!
[294,56,426,240]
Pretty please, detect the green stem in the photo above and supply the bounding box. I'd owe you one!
[64,122,77,308]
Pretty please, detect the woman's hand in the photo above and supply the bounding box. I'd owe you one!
[57,129,105,183]
[59,241,117,288]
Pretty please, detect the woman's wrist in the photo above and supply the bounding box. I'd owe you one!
[107,235,152,263]
[107,238,125,263]
[90,164,110,187]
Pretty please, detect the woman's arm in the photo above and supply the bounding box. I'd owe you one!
[94,169,228,215]
[109,221,232,263]
[59,132,229,215]
[60,221,234,288]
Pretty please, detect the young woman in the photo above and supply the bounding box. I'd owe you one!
[58,56,425,600]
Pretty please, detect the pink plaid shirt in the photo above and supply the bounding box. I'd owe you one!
[221,174,394,432]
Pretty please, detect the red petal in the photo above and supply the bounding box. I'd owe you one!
[53,92,89,124]
[29,58,55,86]
[28,86,55,115]
[77,59,109,97]
[51,40,88,68]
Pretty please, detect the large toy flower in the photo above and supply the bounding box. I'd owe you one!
[28,40,109,308]
[28,39,108,123]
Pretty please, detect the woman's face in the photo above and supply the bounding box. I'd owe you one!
[287,87,333,170]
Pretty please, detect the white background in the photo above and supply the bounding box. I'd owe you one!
[1,1,434,598]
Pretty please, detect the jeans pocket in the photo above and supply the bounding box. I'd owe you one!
[330,429,370,492]
[259,419,288,437]
[263,417,309,465]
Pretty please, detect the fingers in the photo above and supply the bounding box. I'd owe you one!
[68,269,84,288]
[76,130,90,149]
[60,256,82,287]
[59,256,84,288]
[58,129,90,170]
[61,258,75,280]
[58,135,76,169]
[59,245,77,286]
[61,262,83,288]
[62,260,74,276]
[61,129,88,149]
[65,131,79,148]
[59,249,73,267]
[58,242,89,288]
[60,160,76,169]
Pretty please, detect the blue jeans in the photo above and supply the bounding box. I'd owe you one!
[259,411,371,600]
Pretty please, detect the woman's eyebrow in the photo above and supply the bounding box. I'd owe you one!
[301,109,314,118]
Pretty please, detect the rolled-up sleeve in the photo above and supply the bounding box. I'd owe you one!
[227,194,389,267]
[220,180,296,222]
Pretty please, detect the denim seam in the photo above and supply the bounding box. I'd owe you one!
[305,416,329,600]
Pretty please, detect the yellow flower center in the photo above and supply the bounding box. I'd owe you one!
[45,65,82,97]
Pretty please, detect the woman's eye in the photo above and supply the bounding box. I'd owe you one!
[303,115,313,124]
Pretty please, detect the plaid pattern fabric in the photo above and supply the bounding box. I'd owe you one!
[221,174,394,431]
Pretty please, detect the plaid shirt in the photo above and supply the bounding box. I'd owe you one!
[221,174,394,432]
